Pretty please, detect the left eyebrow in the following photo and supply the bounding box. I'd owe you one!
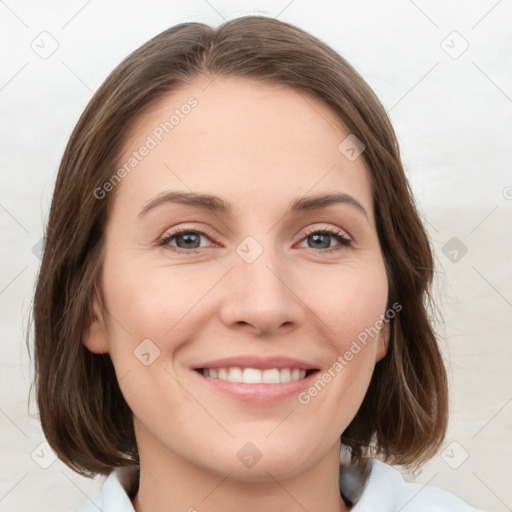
[137,190,369,221]
[289,192,369,220]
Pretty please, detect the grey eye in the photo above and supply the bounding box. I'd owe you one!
[307,233,333,249]
[174,232,203,249]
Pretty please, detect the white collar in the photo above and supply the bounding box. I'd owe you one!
[75,458,481,511]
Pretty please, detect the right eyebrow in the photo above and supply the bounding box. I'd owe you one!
[138,191,233,218]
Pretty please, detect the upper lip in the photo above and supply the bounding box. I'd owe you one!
[193,356,319,371]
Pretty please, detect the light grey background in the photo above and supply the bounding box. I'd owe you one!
[1,1,511,511]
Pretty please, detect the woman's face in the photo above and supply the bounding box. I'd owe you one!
[85,76,389,480]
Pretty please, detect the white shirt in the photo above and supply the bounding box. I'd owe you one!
[74,459,482,511]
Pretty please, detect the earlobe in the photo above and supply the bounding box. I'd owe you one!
[83,288,110,354]
[376,321,390,362]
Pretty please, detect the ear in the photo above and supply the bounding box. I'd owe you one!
[375,320,390,363]
[83,287,110,354]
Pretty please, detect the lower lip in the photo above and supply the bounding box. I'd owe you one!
[193,370,319,404]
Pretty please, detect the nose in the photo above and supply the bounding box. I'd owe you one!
[218,244,304,337]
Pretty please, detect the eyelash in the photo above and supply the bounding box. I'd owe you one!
[295,226,352,253]
[158,225,352,254]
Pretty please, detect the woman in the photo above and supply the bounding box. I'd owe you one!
[32,15,481,511]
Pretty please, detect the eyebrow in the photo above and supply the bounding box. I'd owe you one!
[137,190,369,220]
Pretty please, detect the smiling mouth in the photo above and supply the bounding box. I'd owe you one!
[195,367,318,384]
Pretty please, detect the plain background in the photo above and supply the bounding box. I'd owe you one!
[1,1,511,511]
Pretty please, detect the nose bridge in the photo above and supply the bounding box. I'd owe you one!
[220,235,302,334]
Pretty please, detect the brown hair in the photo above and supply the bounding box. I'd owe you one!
[30,15,448,477]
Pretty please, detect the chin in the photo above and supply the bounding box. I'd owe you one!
[215,456,309,483]
[200,436,324,483]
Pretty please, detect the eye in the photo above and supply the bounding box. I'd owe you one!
[158,229,217,252]
[296,227,352,253]
[158,225,352,254]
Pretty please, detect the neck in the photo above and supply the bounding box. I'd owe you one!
[131,432,349,512]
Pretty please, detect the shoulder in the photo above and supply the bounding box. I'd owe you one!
[346,459,482,512]
[74,466,138,512]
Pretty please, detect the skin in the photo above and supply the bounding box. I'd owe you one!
[84,75,390,512]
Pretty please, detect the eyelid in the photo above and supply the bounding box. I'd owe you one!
[299,223,352,242]
[294,224,352,253]
[158,224,220,249]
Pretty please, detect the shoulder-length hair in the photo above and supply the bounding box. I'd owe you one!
[31,15,448,476]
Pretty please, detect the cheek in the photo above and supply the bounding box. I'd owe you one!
[101,258,221,362]
[305,262,388,344]
[99,261,202,418]
[297,262,388,401]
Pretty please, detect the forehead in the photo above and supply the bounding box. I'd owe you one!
[113,75,373,219]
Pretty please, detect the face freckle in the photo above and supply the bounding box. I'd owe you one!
[87,75,390,483]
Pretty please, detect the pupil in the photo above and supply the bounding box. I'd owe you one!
[310,233,330,249]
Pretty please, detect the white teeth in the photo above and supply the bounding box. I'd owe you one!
[227,367,243,383]
[262,368,280,383]
[201,367,309,383]
[280,368,291,383]
[243,368,262,384]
